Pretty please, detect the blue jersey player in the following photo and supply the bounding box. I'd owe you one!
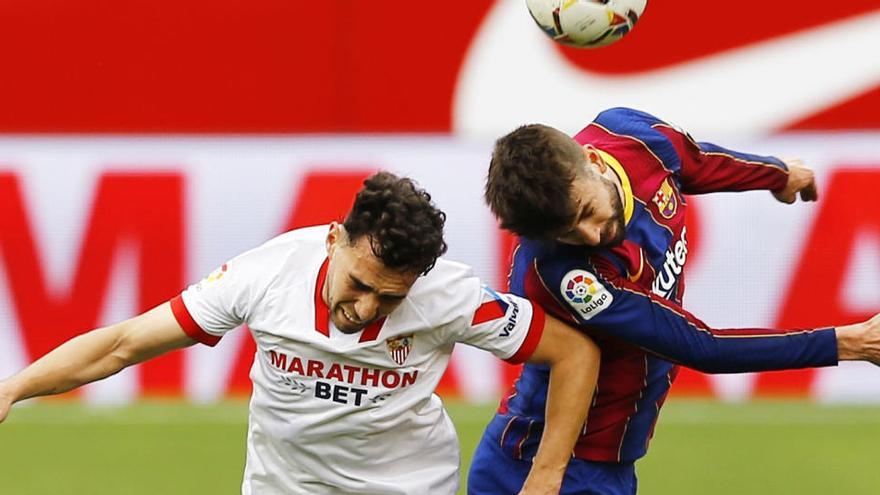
[469,108,880,494]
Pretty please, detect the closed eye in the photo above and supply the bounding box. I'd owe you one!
[350,276,372,292]
[582,202,596,220]
[379,294,406,304]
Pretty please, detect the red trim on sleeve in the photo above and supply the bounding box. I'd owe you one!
[170,295,221,347]
[314,258,330,336]
[505,303,546,364]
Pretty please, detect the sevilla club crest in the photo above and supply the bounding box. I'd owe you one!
[386,334,414,366]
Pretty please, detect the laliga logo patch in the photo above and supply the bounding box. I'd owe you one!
[652,178,678,219]
[561,269,612,321]
[206,263,228,283]
[386,334,414,366]
[195,263,228,290]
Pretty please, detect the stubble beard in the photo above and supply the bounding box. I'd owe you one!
[600,180,627,247]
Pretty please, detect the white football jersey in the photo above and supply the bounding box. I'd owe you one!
[170,225,545,495]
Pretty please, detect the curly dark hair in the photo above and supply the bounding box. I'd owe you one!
[485,124,583,239]
[344,171,448,275]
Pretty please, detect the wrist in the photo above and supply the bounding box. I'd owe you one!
[522,469,564,492]
[0,378,22,403]
[527,459,567,483]
[835,324,863,361]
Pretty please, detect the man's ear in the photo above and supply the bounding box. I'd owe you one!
[582,145,607,174]
[326,221,343,255]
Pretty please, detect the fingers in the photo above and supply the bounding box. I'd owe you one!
[799,180,819,202]
[0,389,12,424]
[773,189,795,204]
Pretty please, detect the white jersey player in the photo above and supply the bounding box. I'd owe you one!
[0,172,601,495]
[177,225,546,494]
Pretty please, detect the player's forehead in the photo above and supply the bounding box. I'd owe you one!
[569,173,603,210]
[345,236,418,293]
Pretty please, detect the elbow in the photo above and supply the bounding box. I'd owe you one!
[680,350,728,374]
[688,361,721,374]
[654,335,730,373]
[560,333,601,367]
[107,326,140,370]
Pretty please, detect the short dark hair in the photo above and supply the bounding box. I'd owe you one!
[485,124,584,239]
[344,171,448,275]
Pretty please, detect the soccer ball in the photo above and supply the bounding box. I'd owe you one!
[526,0,647,48]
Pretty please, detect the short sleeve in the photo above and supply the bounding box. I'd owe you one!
[173,248,268,346]
[455,285,546,364]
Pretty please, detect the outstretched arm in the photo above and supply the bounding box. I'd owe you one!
[519,314,600,495]
[651,122,815,201]
[527,255,845,374]
[535,254,880,371]
[0,302,195,423]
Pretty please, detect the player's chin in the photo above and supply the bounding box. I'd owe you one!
[332,309,368,334]
[600,226,625,247]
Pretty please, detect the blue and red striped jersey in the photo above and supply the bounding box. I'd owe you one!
[495,108,838,463]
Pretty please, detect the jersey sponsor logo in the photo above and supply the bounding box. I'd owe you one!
[652,178,678,219]
[500,299,520,337]
[268,350,419,407]
[560,269,613,320]
[386,334,413,366]
[652,226,688,298]
[474,285,519,337]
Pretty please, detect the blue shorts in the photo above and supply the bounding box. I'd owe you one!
[468,416,637,495]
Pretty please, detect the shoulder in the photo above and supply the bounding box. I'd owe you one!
[227,225,328,289]
[525,241,625,291]
[261,224,329,251]
[408,258,479,304]
[399,258,482,327]
[593,107,668,132]
[585,108,685,172]
[514,241,624,324]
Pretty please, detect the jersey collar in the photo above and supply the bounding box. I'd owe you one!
[314,258,331,336]
[313,257,386,342]
[596,148,634,226]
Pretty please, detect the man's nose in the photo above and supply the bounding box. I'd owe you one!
[354,294,381,322]
[576,222,602,246]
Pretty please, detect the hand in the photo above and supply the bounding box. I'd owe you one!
[0,384,14,424]
[772,158,818,204]
[836,313,880,365]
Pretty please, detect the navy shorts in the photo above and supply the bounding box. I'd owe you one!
[468,417,637,495]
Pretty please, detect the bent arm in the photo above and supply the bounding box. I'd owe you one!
[0,302,195,422]
[519,314,600,495]
[652,123,790,195]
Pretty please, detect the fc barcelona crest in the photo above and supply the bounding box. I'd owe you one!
[652,178,678,219]
[386,334,414,366]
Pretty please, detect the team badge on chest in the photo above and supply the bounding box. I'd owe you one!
[652,178,678,219]
[386,334,414,366]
